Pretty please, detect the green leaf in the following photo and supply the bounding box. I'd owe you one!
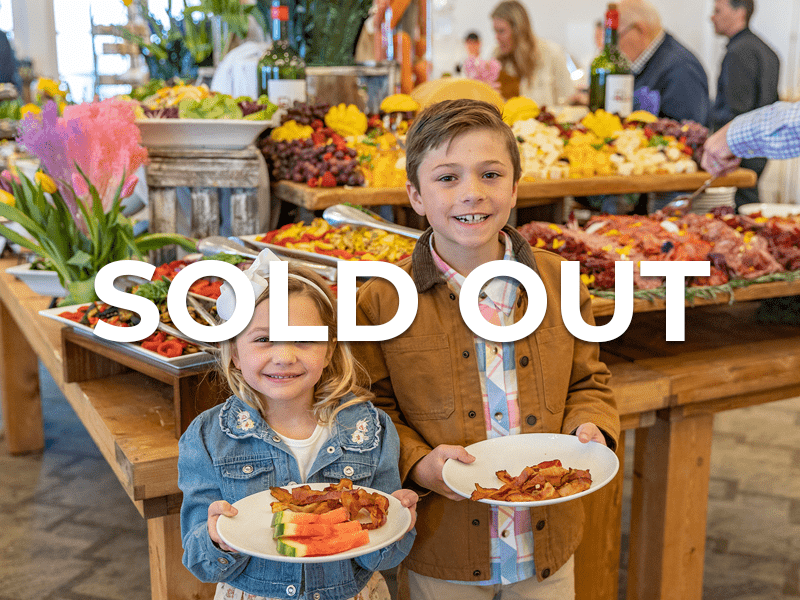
[63,276,99,305]
[67,250,93,268]
[134,232,197,253]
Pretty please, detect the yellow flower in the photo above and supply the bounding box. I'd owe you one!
[121,0,133,5]
[0,189,15,206]
[36,78,67,99]
[35,171,58,194]
[581,273,595,286]
[20,103,42,119]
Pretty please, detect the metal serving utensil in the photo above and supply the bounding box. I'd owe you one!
[661,176,715,214]
[197,236,338,281]
[322,204,422,240]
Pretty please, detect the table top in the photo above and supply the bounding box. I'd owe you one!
[272,169,758,210]
[0,258,182,517]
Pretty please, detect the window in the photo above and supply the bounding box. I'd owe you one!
[52,0,187,102]
[0,0,13,35]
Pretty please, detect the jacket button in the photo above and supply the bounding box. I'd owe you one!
[526,415,537,426]
[468,410,477,418]
[313,593,321,600]
[286,585,297,595]
[472,519,480,526]
[541,568,550,579]
[241,465,253,474]
[519,356,529,367]
[343,465,354,476]
[462,350,470,358]
[326,446,336,454]
[272,435,281,443]
[536,520,546,530]
[217,557,229,565]
[450,293,457,300]
[473,570,481,577]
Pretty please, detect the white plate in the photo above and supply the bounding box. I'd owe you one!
[739,203,800,218]
[6,263,68,297]
[442,433,619,507]
[216,483,411,563]
[135,117,277,149]
[38,303,216,368]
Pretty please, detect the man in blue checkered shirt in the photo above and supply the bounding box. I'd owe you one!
[702,101,800,177]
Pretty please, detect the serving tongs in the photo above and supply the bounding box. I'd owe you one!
[322,204,423,240]
[196,236,338,281]
[661,176,715,215]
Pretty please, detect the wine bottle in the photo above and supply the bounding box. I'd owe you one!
[589,3,634,117]
[257,1,306,108]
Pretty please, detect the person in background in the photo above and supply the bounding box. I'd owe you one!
[455,31,482,75]
[354,99,619,600]
[491,0,576,107]
[0,27,22,95]
[702,101,800,176]
[617,0,709,126]
[711,0,779,209]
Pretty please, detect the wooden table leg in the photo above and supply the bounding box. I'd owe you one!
[626,410,713,600]
[575,433,626,600]
[0,298,44,454]
[148,513,216,600]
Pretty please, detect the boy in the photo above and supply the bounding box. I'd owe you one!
[354,99,619,599]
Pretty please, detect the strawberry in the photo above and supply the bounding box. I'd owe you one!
[320,172,337,187]
[323,152,333,161]
[311,119,324,130]
[307,177,319,187]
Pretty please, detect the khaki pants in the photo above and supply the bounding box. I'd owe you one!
[406,555,574,600]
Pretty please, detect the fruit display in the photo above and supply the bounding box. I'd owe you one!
[131,81,278,120]
[257,218,415,262]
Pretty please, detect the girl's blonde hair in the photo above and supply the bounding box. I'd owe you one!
[218,265,372,425]
[491,0,539,83]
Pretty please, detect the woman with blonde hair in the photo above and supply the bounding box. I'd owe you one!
[491,0,575,106]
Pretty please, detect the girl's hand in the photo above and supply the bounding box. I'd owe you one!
[208,500,238,552]
[575,423,607,446]
[391,489,419,532]
[409,444,475,501]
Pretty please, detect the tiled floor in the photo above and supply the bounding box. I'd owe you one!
[0,364,798,599]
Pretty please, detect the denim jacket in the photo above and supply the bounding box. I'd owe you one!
[178,394,415,600]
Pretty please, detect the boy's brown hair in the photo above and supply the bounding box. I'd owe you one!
[405,99,522,192]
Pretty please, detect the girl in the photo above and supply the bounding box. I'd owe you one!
[178,251,418,600]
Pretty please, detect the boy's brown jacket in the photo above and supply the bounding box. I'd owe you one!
[354,226,620,582]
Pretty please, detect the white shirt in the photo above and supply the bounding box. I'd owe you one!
[282,424,330,482]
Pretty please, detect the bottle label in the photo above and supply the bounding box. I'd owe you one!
[268,79,307,108]
[605,74,634,117]
[271,5,289,21]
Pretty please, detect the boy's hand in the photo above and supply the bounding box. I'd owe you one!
[575,423,607,446]
[208,500,238,552]
[391,489,419,532]
[409,445,475,501]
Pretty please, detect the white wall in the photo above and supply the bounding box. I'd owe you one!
[431,0,800,98]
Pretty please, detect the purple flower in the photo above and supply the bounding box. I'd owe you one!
[634,87,661,116]
[15,101,85,218]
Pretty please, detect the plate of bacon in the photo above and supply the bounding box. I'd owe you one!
[216,479,411,563]
[442,433,619,507]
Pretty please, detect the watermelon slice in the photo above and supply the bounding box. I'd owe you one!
[271,507,349,527]
[276,529,370,557]
[273,520,362,539]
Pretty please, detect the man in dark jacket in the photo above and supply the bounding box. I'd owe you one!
[618,0,710,127]
[711,0,779,209]
[0,29,22,95]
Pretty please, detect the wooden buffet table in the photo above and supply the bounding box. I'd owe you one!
[1,255,797,600]
[271,169,757,211]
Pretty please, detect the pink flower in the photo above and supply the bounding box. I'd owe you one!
[464,57,502,91]
[1,169,19,185]
[62,99,149,212]
[121,175,138,199]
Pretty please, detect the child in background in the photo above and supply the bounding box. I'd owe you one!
[354,99,619,599]
[178,252,417,600]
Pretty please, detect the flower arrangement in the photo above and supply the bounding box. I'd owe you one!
[0,99,195,304]
[463,57,502,91]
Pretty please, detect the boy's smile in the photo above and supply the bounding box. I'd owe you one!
[407,128,518,274]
